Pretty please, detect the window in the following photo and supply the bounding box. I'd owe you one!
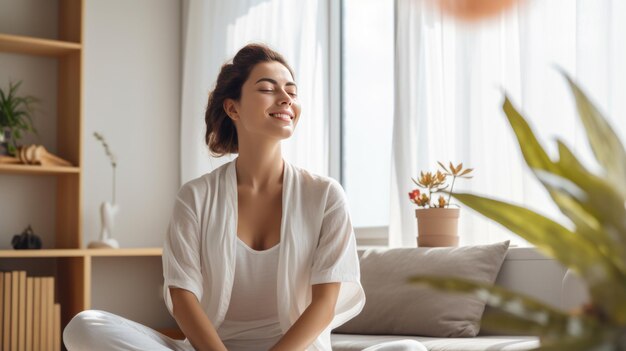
[340,0,394,233]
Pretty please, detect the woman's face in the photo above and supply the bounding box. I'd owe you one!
[226,61,301,142]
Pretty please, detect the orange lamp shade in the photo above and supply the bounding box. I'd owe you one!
[434,0,521,20]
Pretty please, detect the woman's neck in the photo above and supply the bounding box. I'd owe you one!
[235,151,284,192]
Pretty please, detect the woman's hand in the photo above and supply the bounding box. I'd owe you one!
[170,287,228,351]
[269,283,340,351]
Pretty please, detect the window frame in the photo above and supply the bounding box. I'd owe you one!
[330,0,390,247]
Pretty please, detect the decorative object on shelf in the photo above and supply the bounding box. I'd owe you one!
[409,162,473,247]
[410,70,626,349]
[13,144,72,166]
[0,80,39,156]
[88,132,120,249]
[11,225,42,249]
[431,0,522,21]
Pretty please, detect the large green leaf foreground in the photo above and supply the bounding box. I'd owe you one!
[410,72,626,350]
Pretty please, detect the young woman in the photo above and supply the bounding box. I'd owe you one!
[63,43,366,351]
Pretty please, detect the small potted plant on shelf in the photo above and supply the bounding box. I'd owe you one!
[408,162,473,247]
[0,80,39,157]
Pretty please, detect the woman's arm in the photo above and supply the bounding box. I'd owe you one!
[170,287,227,351]
[270,282,340,351]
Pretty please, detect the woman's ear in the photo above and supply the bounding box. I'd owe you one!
[223,99,239,122]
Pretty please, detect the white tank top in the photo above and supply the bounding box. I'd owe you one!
[217,237,283,351]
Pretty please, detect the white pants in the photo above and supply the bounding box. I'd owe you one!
[63,310,193,351]
[63,310,426,351]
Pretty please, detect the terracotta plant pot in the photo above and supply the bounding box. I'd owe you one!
[415,208,460,247]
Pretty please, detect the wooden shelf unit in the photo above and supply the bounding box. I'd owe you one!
[0,33,81,57]
[0,1,84,347]
[0,1,173,348]
[0,164,80,175]
[0,248,163,258]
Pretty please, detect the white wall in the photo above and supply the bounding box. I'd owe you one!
[84,0,181,327]
[84,0,181,249]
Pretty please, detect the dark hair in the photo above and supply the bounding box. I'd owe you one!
[205,43,295,157]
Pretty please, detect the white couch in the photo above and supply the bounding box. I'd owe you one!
[330,247,589,351]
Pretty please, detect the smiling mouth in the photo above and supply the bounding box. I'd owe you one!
[269,113,293,122]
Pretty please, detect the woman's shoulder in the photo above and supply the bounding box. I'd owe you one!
[177,161,232,198]
[288,162,346,200]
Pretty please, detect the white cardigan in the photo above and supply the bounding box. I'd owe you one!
[162,158,365,350]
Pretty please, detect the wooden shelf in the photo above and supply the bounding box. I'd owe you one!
[0,248,163,258]
[0,33,81,57]
[0,164,80,175]
[88,248,163,257]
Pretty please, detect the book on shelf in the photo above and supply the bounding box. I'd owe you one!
[0,273,3,348]
[10,271,18,351]
[3,272,10,351]
[25,277,33,351]
[18,271,26,351]
[33,278,40,351]
[41,277,48,349]
[53,304,60,351]
[45,277,54,351]
[0,271,59,351]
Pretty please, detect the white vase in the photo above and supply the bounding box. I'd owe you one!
[88,201,120,249]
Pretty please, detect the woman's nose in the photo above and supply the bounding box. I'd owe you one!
[277,91,293,106]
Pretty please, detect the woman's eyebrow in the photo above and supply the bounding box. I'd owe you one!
[255,77,297,88]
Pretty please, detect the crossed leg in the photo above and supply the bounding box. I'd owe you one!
[63,310,192,351]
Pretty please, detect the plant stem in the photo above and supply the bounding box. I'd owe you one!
[429,189,432,208]
[112,166,116,204]
[447,176,456,207]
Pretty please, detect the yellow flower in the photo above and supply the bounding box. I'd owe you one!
[438,161,473,178]
[409,161,474,208]
[438,195,447,208]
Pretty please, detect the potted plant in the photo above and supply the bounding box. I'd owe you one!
[410,71,626,348]
[408,163,473,247]
[0,81,39,156]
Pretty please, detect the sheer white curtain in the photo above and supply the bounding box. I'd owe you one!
[390,0,626,247]
[180,0,330,184]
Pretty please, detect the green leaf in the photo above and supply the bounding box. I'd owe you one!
[548,188,626,274]
[561,71,626,201]
[502,96,561,175]
[453,193,598,274]
[0,80,38,137]
[502,97,626,275]
[549,139,626,237]
[481,312,550,337]
[549,141,626,271]
[452,192,626,323]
